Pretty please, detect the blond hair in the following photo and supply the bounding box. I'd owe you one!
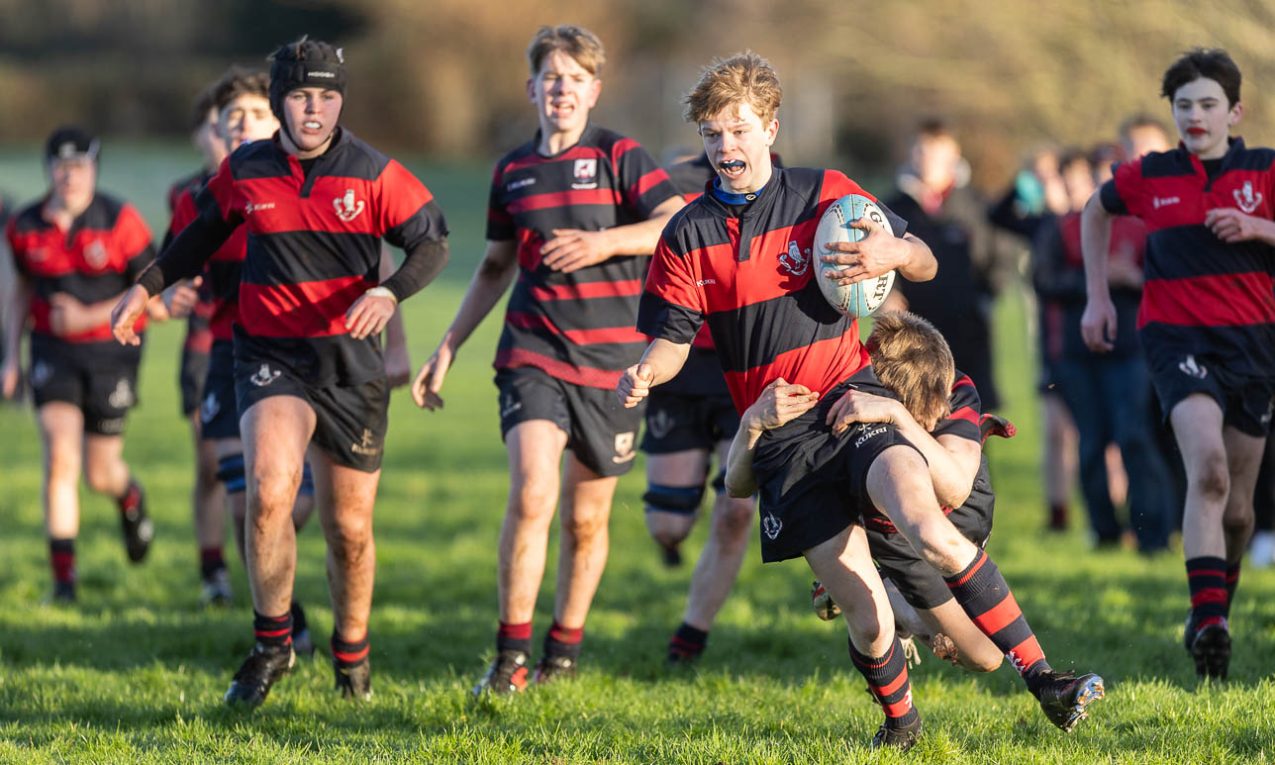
[683,51,782,125]
[866,312,955,431]
[527,25,606,77]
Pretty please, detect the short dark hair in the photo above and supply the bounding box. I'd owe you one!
[210,66,270,113]
[1118,112,1168,141]
[1057,147,1091,175]
[1161,48,1241,106]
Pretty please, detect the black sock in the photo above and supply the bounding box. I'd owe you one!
[849,637,919,729]
[253,609,293,650]
[544,621,584,661]
[289,600,308,635]
[49,538,76,584]
[497,621,532,655]
[668,622,708,660]
[200,547,226,579]
[331,631,370,668]
[1223,562,1241,622]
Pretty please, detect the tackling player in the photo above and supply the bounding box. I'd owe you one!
[1081,48,1275,679]
[112,37,449,707]
[411,25,683,693]
[3,127,166,602]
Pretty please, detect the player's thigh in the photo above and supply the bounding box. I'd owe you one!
[803,524,886,616]
[241,394,315,495]
[37,402,84,469]
[647,449,710,487]
[1223,425,1267,506]
[82,432,124,470]
[563,448,620,518]
[308,446,379,541]
[507,419,569,490]
[1169,394,1227,480]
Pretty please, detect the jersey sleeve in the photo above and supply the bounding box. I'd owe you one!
[377,160,449,250]
[932,373,981,442]
[636,229,704,345]
[199,157,245,229]
[1104,160,1141,216]
[117,203,157,281]
[162,188,199,253]
[612,138,680,219]
[485,160,516,242]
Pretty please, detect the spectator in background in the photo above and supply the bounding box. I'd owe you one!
[886,120,1019,416]
[0,193,14,401]
[1033,149,1172,553]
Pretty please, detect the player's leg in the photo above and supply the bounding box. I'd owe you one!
[643,450,709,566]
[192,420,230,605]
[669,443,754,664]
[1040,392,1076,531]
[1103,357,1172,553]
[38,402,84,601]
[1218,424,1264,627]
[82,365,151,565]
[223,393,313,707]
[804,524,921,751]
[1054,358,1122,546]
[537,451,618,682]
[869,445,1102,731]
[310,447,378,700]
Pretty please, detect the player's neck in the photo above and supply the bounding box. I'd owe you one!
[43,193,90,228]
[538,124,588,157]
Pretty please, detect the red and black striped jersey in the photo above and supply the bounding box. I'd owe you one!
[190,129,446,385]
[6,193,154,344]
[170,185,245,343]
[166,169,204,215]
[165,173,216,354]
[863,371,985,533]
[486,125,680,389]
[639,167,907,414]
[1100,138,1275,378]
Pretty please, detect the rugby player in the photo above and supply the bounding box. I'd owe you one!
[1081,48,1275,679]
[647,150,761,665]
[112,37,449,707]
[3,127,166,602]
[411,25,683,693]
[163,82,230,606]
[623,52,1100,749]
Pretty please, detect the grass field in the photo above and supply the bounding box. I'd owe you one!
[1,147,1274,764]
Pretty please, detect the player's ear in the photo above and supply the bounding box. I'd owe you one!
[525,77,537,103]
[765,118,779,146]
[1229,100,1244,127]
[585,77,602,108]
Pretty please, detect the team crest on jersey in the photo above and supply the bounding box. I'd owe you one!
[200,391,220,424]
[1234,181,1263,214]
[351,428,381,457]
[761,512,783,540]
[333,189,365,222]
[572,158,598,190]
[84,240,109,270]
[1179,355,1207,380]
[107,378,134,409]
[647,408,674,441]
[612,431,636,464]
[778,240,810,277]
[250,364,281,387]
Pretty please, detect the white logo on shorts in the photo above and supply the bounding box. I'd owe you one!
[762,512,783,540]
[250,364,281,387]
[499,391,522,420]
[612,431,636,464]
[29,361,52,389]
[853,424,888,448]
[333,189,365,222]
[647,408,674,441]
[1179,355,1207,380]
[201,391,220,424]
[351,428,381,457]
[107,378,134,409]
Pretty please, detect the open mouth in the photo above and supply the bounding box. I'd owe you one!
[719,159,746,177]
[303,120,323,132]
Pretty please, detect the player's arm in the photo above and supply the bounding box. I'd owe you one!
[825,388,980,508]
[346,236,449,341]
[616,337,692,408]
[411,239,518,410]
[1204,207,1275,246]
[1,271,31,399]
[725,379,821,497]
[542,196,685,273]
[1079,191,1117,352]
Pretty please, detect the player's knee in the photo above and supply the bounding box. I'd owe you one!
[565,505,609,544]
[915,529,969,577]
[509,478,558,524]
[644,483,704,517]
[328,516,373,562]
[1190,450,1230,502]
[82,460,121,495]
[1223,509,1255,539]
[712,499,754,545]
[45,449,79,485]
[216,454,247,495]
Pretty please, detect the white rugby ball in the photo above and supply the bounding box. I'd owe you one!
[814,194,896,317]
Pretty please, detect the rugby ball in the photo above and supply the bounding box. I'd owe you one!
[814,194,896,317]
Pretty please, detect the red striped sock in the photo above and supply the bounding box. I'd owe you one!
[331,631,370,668]
[545,620,584,660]
[1186,556,1228,630]
[850,638,919,728]
[945,549,1050,689]
[497,621,532,654]
[253,610,293,649]
[49,538,76,584]
[1223,562,1241,622]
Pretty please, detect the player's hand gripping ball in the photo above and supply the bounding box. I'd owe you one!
[814,194,896,317]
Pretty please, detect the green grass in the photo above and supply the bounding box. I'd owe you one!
[2,149,1275,763]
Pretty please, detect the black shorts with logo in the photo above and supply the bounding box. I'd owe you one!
[200,340,240,441]
[29,335,141,436]
[751,367,920,563]
[495,366,644,478]
[1145,345,1275,437]
[235,357,389,473]
[868,460,996,610]
[641,389,739,455]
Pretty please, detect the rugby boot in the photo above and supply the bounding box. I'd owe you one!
[1189,620,1231,680]
[658,540,683,568]
[870,716,923,752]
[117,481,153,563]
[472,649,530,696]
[532,654,577,685]
[49,580,77,604]
[978,412,1017,444]
[199,568,233,608]
[1032,670,1105,732]
[334,657,372,701]
[811,580,841,621]
[224,643,296,708]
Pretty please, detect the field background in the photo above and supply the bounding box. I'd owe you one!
[0,148,1273,764]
